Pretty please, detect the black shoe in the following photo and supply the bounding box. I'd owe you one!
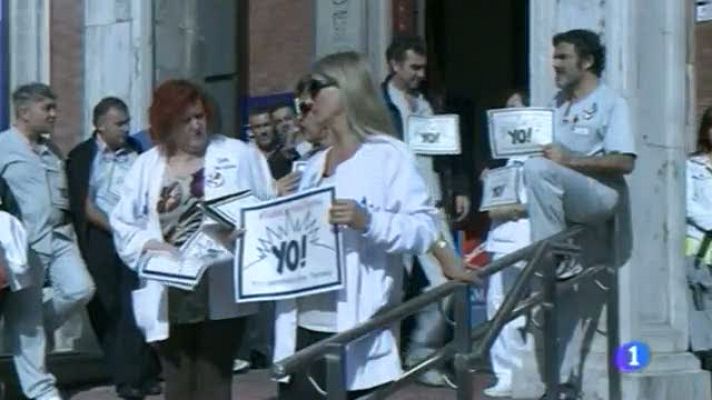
[116,385,145,400]
[538,383,580,400]
[143,381,162,396]
[555,259,584,281]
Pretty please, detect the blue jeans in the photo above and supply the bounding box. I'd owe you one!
[5,227,95,399]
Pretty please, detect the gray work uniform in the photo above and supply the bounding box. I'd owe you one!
[0,127,95,400]
[524,83,636,387]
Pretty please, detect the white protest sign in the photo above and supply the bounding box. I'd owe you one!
[479,166,521,211]
[487,108,554,159]
[235,186,343,303]
[406,114,461,155]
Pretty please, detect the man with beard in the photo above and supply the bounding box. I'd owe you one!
[523,29,636,399]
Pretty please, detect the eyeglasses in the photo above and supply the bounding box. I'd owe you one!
[306,76,337,98]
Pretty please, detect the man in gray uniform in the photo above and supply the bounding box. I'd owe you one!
[0,83,95,400]
[524,30,636,399]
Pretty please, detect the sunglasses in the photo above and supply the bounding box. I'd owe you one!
[295,98,314,118]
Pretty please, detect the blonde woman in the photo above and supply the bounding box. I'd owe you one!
[274,52,439,399]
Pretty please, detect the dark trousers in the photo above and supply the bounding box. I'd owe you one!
[84,230,160,391]
[278,328,384,400]
[158,317,246,400]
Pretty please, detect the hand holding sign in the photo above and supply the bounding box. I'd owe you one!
[329,199,370,231]
[276,171,302,196]
[542,143,573,166]
[236,186,343,302]
[487,108,554,159]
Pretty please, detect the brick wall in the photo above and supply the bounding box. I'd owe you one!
[248,0,314,96]
[50,0,83,155]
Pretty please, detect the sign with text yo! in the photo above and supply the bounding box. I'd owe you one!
[487,107,554,159]
[235,186,343,302]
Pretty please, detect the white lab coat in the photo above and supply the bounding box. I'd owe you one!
[273,134,439,391]
[0,211,31,291]
[110,134,274,342]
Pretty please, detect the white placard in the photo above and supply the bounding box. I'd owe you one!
[479,166,521,211]
[235,186,343,303]
[487,108,554,159]
[406,114,461,155]
[199,190,258,228]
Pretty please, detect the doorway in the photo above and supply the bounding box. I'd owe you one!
[424,0,529,230]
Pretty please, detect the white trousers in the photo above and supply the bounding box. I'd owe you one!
[486,255,531,385]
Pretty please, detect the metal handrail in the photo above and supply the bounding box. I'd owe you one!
[272,226,584,379]
[272,224,621,400]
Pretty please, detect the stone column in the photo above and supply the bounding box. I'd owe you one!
[84,0,153,137]
[516,0,712,399]
[9,0,50,89]
[314,0,391,82]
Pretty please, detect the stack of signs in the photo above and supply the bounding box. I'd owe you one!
[235,186,344,303]
[406,114,461,155]
[138,231,232,290]
[486,107,554,159]
[479,166,521,211]
[198,190,258,229]
[138,190,259,290]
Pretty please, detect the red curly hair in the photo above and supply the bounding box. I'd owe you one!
[148,79,213,155]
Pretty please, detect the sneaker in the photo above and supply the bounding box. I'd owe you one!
[415,368,447,387]
[555,259,584,281]
[233,358,251,373]
[483,381,512,397]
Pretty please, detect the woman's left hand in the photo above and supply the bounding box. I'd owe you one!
[202,224,245,253]
[329,199,370,231]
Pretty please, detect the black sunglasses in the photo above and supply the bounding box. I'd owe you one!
[295,98,314,118]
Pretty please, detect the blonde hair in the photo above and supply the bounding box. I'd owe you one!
[312,51,396,140]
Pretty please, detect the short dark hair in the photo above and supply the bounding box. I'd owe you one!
[553,29,605,77]
[386,36,426,64]
[92,97,129,127]
[696,107,712,154]
[12,83,56,116]
[248,106,272,119]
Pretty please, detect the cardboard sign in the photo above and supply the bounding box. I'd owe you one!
[406,114,461,155]
[487,108,554,159]
[235,186,343,302]
[479,166,521,211]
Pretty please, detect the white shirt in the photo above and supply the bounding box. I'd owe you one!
[387,81,442,203]
[552,83,636,159]
[274,135,438,390]
[90,135,139,216]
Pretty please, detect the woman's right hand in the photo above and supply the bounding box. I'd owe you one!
[276,171,302,196]
[143,239,181,257]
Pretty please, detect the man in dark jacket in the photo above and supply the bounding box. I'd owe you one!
[66,97,160,399]
[383,36,472,386]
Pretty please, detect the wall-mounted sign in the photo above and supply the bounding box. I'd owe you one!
[698,1,712,22]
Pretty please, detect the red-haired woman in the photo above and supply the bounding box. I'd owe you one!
[686,107,712,357]
[110,80,274,399]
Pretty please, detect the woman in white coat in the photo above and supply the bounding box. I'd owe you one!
[686,107,712,364]
[274,52,439,399]
[110,80,273,400]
